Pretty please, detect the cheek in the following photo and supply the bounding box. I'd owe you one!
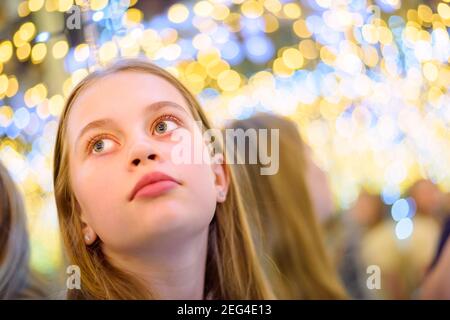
[174,132,218,209]
[179,162,218,217]
[70,158,125,226]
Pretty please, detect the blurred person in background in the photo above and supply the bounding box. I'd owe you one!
[359,180,441,299]
[419,187,450,299]
[414,181,450,272]
[0,161,49,299]
[226,113,348,300]
[325,191,386,300]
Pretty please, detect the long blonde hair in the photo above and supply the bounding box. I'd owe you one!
[53,59,274,299]
[0,161,48,299]
[227,113,348,299]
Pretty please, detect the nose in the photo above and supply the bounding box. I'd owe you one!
[127,140,159,168]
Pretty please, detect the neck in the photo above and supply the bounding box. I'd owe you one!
[104,228,209,300]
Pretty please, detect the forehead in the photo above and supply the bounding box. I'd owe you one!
[67,71,191,132]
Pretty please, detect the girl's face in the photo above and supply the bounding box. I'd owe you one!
[66,71,228,254]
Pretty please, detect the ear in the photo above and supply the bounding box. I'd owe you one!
[211,153,229,203]
[79,206,98,246]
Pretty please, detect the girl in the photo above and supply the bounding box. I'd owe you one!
[227,113,348,299]
[53,59,273,299]
[0,161,48,299]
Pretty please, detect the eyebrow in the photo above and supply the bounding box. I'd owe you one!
[75,100,189,147]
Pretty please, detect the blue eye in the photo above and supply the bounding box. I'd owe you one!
[153,119,179,135]
[93,140,103,152]
[90,138,116,154]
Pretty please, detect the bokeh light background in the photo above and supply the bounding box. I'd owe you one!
[0,0,449,275]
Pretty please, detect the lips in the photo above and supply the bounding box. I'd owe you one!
[129,171,181,201]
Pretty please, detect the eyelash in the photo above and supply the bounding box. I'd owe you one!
[85,133,117,154]
[152,114,183,134]
[85,114,183,155]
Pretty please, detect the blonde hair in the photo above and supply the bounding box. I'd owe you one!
[228,113,348,299]
[53,59,274,299]
[0,161,47,299]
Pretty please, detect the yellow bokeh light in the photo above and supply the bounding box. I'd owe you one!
[168,3,190,24]
[418,30,431,42]
[212,4,230,21]
[262,13,279,33]
[52,40,69,59]
[45,0,58,12]
[49,95,65,116]
[264,0,282,13]
[428,86,443,104]
[18,1,31,17]
[282,48,304,69]
[283,3,302,19]
[71,68,89,87]
[24,84,48,107]
[418,5,433,24]
[0,41,14,63]
[299,39,318,60]
[407,9,418,23]
[320,46,337,65]
[197,49,221,67]
[28,0,45,12]
[35,83,48,101]
[0,106,14,127]
[58,0,73,12]
[438,3,450,20]
[194,1,214,17]
[98,41,118,64]
[403,25,419,43]
[241,0,264,19]
[16,43,31,61]
[31,43,47,64]
[225,13,242,33]
[217,70,241,91]
[6,76,19,98]
[207,59,230,79]
[183,73,205,94]
[293,19,312,38]
[0,75,8,95]
[185,62,207,80]
[19,22,36,42]
[90,0,108,11]
[124,8,143,25]
[378,26,393,45]
[423,62,439,82]
[63,77,73,98]
[273,57,294,76]
[14,31,27,48]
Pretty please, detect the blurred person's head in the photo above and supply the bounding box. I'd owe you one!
[226,113,347,299]
[350,191,385,229]
[303,145,335,222]
[445,193,450,212]
[0,161,47,299]
[409,179,444,217]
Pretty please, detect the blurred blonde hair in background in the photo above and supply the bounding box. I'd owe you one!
[226,113,348,299]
